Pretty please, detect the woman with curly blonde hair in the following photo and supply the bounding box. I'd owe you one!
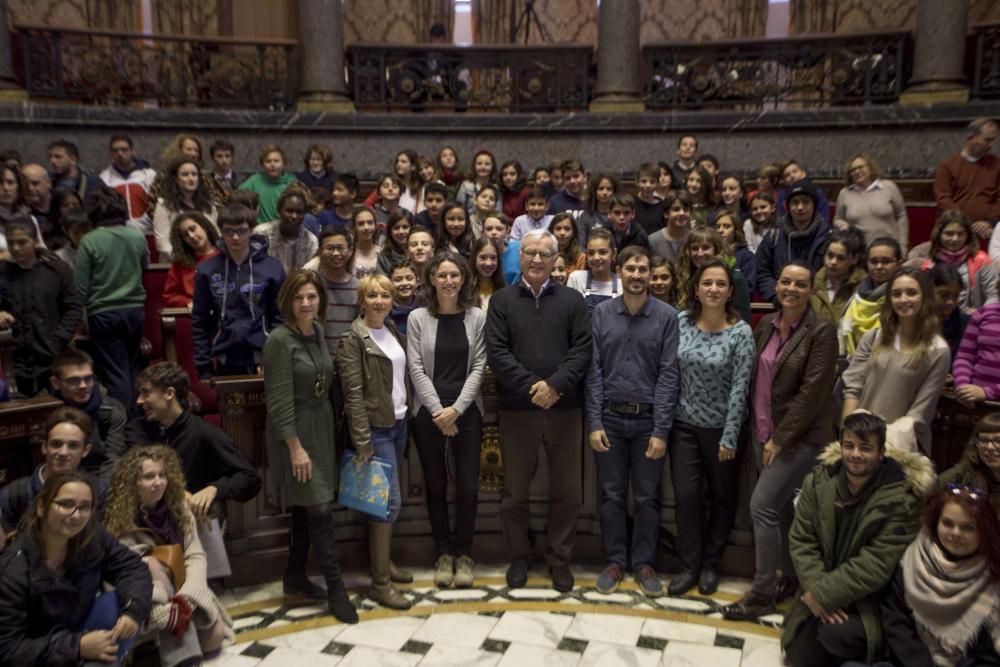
[105,446,233,666]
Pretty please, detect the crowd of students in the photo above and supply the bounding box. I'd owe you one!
[0,118,998,665]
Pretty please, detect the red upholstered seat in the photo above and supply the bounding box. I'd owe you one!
[163,310,219,416]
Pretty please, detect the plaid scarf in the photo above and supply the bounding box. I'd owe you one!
[902,529,1000,663]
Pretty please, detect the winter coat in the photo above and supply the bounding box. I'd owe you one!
[782,442,937,663]
[192,236,285,378]
[810,265,867,329]
[0,256,83,381]
[755,211,831,302]
[0,527,151,667]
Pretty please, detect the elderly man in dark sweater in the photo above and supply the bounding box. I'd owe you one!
[486,228,592,593]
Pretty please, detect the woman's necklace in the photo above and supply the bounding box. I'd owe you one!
[297,321,327,398]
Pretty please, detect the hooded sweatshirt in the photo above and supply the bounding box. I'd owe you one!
[755,210,831,302]
[192,236,285,378]
[99,160,157,229]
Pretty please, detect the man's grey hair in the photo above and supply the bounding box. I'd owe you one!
[967,118,998,138]
[521,229,558,253]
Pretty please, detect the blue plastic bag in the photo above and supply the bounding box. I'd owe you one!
[338,452,392,519]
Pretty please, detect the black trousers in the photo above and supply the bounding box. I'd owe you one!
[411,406,483,557]
[668,419,740,573]
[784,613,868,667]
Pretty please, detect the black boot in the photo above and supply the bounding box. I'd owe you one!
[305,504,359,624]
[283,506,326,600]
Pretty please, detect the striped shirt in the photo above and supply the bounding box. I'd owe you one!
[322,274,359,355]
[953,302,1000,400]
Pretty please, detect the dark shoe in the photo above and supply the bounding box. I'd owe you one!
[721,591,776,621]
[634,565,664,598]
[328,580,359,624]
[550,564,574,593]
[667,571,698,596]
[506,558,529,589]
[697,568,719,596]
[774,576,799,604]
[596,564,624,594]
[283,574,327,601]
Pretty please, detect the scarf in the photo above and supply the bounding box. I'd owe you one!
[138,500,183,546]
[902,529,1000,662]
[56,386,104,426]
[937,247,970,267]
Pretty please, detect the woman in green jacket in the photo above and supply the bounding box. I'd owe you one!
[337,273,412,611]
[810,228,866,330]
[263,269,357,624]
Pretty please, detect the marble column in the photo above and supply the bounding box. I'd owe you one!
[589,0,644,112]
[0,0,27,100]
[295,0,353,112]
[901,0,969,104]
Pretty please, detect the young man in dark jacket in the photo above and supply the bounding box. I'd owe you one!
[119,362,261,518]
[0,217,83,396]
[756,180,831,302]
[192,203,284,379]
[781,411,936,667]
[485,228,592,593]
[48,348,127,478]
[0,406,106,534]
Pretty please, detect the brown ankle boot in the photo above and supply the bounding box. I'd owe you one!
[368,523,412,610]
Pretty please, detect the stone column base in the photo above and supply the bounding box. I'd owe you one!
[295,94,355,113]
[589,95,645,113]
[900,82,970,105]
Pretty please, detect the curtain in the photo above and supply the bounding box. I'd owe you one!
[640,0,768,43]
[472,0,596,45]
[415,0,454,42]
[8,0,139,30]
[790,0,1000,34]
[343,0,419,44]
[153,0,218,35]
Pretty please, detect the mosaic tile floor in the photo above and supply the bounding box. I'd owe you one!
[210,565,787,666]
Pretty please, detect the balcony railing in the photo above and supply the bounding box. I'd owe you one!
[347,44,592,112]
[642,30,910,110]
[14,24,297,110]
[972,23,1000,100]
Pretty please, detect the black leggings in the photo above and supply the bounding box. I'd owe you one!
[411,407,483,557]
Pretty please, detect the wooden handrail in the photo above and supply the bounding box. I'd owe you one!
[13,23,298,47]
[643,28,911,50]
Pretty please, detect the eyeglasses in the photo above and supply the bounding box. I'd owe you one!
[51,499,94,516]
[977,436,1000,451]
[521,249,554,259]
[221,227,251,238]
[946,482,985,500]
[60,374,95,387]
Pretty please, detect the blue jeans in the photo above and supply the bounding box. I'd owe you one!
[80,590,138,663]
[593,410,662,570]
[370,418,406,523]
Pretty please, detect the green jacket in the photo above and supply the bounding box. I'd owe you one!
[236,171,296,224]
[810,266,867,329]
[336,318,410,455]
[782,441,936,663]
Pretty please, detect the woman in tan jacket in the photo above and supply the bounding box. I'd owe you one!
[337,273,412,611]
[723,261,839,622]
